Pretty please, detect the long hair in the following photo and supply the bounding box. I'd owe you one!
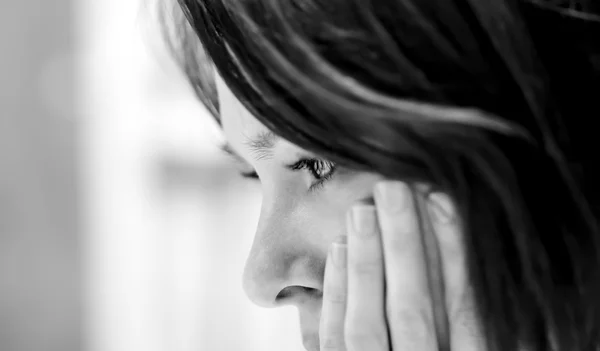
[160,0,600,350]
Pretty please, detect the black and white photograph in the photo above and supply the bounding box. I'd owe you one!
[2,1,600,350]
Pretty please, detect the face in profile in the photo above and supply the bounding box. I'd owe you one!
[216,75,383,349]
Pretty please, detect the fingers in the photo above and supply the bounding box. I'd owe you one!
[427,192,465,318]
[320,181,483,351]
[427,193,486,351]
[344,204,389,351]
[320,237,348,351]
[374,181,438,351]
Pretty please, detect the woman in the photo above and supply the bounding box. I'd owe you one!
[161,0,600,350]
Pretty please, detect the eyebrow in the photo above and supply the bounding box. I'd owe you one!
[219,130,280,162]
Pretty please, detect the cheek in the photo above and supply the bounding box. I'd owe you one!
[325,171,384,209]
[293,172,384,249]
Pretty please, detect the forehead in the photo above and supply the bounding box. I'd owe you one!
[215,73,270,154]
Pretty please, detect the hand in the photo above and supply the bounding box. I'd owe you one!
[319,181,485,351]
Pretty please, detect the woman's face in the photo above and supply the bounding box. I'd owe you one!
[217,75,383,350]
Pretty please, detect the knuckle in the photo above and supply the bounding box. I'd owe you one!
[376,214,417,250]
[319,334,345,350]
[383,202,409,217]
[348,258,381,275]
[344,330,370,349]
[324,279,344,297]
[344,327,388,350]
[375,181,412,213]
[388,306,423,325]
[383,229,420,258]
[387,306,431,342]
[324,290,346,303]
[386,227,415,249]
[347,204,379,239]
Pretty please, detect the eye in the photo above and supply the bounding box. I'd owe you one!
[240,171,259,179]
[219,142,260,181]
[287,158,337,191]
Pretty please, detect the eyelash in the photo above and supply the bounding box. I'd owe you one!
[241,158,337,192]
[288,158,337,191]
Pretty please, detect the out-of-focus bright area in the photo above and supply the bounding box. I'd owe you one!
[0,0,304,350]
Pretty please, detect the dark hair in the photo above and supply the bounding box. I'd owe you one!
[160,0,600,350]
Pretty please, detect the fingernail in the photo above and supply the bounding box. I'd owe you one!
[428,192,454,224]
[351,205,377,235]
[331,243,347,269]
[375,181,410,212]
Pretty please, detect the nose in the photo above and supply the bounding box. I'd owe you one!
[242,205,323,308]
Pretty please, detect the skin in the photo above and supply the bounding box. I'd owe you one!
[216,74,485,351]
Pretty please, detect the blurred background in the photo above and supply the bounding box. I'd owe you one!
[0,0,304,350]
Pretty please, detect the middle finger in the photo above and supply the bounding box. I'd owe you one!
[344,203,389,351]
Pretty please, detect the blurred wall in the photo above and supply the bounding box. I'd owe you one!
[0,1,80,351]
[0,0,308,350]
[78,1,305,350]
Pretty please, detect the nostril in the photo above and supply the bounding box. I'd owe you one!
[276,286,293,300]
[276,286,321,304]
